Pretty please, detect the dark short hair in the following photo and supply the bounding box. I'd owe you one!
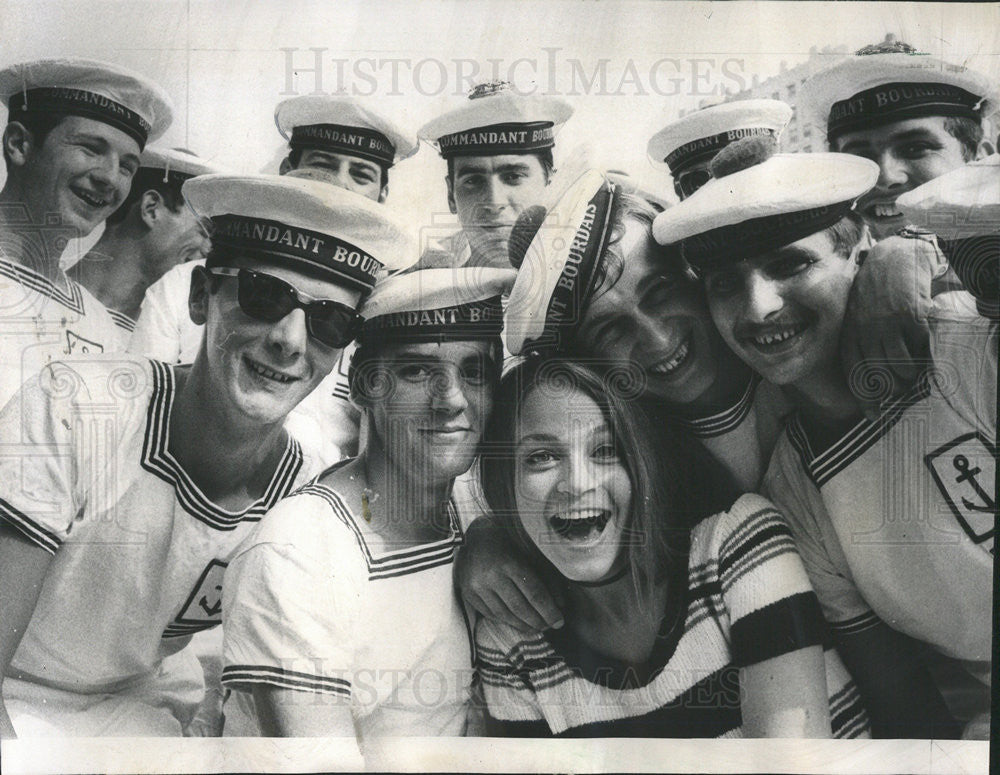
[824,210,867,258]
[479,356,737,608]
[104,167,186,226]
[2,112,66,170]
[287,146,389,190]
[943,116,984,160]
[446,148,555,184]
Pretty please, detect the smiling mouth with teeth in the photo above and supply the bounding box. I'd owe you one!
[869,203,903,219]
[73,188,110,209]
[751,325,805,348]
[244,356,296,384]
[648,339,690,377]
[549,511,611,540]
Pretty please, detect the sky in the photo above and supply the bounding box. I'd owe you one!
[1,0,998,253]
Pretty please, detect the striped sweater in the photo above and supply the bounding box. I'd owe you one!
[476,493,869,738]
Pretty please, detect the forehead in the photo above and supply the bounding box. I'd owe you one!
[707,229,838,275]
[375,338,496,361]
[297,147,381,170]
[519,386,607,435]
[834,115,954,150]
[225,255,362,307]
[451,154,545,175]
[49,115,142,157]
[586,218,684,310]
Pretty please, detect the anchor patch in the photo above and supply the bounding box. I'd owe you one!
[925,432,996,554]
[162,559,228,638]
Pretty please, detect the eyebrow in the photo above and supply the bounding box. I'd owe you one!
[840,127,939,152]
[765,245,821,263]
[578,309,623,341]
[494,162,533,173]
[517,433,561,445]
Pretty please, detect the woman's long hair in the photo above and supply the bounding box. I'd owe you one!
[479,357,735,609]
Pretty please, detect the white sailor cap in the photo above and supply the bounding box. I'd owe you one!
[139,146,223,182]
[647,99,793,176]
[183,174,415,293]
[358,267,515,344]
[897,154,1000,240]
[651,138,878,274]
[504,169,621,355]
[0,57,173,148]
[419,81,573,159]
[275,94,417,168]
[799,42,999,144]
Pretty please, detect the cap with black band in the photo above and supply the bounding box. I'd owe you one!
[357,267,515,345]
[275,95,417,168]
[0,58,173,149]
[799,43,998,144]
[182,173,415,294]
[651,138,879,275]
[648,99,793,178]
[419,81,572,159]
[504,169,620,355]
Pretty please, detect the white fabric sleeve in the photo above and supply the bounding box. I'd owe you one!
[763,441,876,632]
[0,358,139,553]
[129,261,197,363]
[221,496,357,699]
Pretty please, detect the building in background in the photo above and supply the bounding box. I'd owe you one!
[679,43,850,154]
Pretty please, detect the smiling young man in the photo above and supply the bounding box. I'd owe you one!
[799,38,997,240]
[220,268,513,757]
[652,140,994,739]
[0,57,172,407]
[129,96,416,462]
[416,81,573,269]
[69,146,220,333]
[0,173,411,738]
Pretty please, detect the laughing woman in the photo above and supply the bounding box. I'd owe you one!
[475,357,868,738]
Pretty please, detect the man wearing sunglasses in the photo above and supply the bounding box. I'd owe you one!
[129,97,416,461]
[0,173,412,738]
[647,98,793,202]
[131,96,416,365]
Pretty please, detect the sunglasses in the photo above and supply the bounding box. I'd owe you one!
[207,267,362,349]
[674,167,713,199]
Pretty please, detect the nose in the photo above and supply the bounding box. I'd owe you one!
[475,178,511,219]
[89,153,118,189]
[429,367,470,416]
[555,448,594,499]
[875,150,909,191]
[632,311,674,358]
[743,271,784,322]
[265,307,310,360]
[331,166,358,191]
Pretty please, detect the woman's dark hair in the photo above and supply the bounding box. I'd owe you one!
[479,356,738,608]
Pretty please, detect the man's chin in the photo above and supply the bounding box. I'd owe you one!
[467,229,515,268]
